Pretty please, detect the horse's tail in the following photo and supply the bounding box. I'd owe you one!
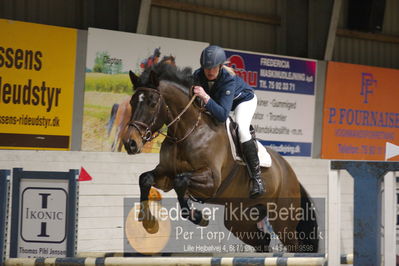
[296,184,319,252]
[106,103,119,136]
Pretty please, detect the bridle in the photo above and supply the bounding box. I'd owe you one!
[128,87,163,142]
[128,87,202,144]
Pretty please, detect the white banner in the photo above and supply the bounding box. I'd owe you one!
[225,49,317,156]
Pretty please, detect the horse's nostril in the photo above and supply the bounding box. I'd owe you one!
[129,140,138,153]
[124,139,137,154]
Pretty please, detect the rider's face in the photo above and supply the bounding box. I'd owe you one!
[204,66,220,81]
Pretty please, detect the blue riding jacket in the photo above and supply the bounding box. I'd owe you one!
[193,67,254,122]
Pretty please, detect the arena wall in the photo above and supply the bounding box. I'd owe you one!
[0,150,353,255]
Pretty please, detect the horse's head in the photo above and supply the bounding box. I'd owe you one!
[122,70,166,154]
[160,55,176,66]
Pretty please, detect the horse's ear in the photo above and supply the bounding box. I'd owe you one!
[129,70,141,89]
[149,70,159,88]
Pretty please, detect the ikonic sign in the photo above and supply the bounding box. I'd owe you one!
[21,188,67,251]
[10,169,77,258]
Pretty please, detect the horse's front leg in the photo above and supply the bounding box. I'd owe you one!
[138,170,159,234]
[173,170,212,227]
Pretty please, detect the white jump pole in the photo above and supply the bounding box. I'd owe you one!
[383,171,396,266]
[328,167,341,266]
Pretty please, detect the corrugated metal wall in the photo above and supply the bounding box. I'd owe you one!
[0,0,139,32]
[1,0,399,69]
[148,0,280,54]
[333,0,399,69]
[148,0,399,69]
[382,0,399,35]
[334,37,399,68]
[0,0,86,28]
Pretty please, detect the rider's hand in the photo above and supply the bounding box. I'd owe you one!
[194,86,210,104]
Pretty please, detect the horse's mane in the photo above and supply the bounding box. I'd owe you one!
[140,63,193,92]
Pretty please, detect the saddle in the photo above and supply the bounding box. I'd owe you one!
[226,117,272,168]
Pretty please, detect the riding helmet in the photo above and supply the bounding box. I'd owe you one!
[200,45,226,69]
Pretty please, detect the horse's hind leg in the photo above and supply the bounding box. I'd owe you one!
[296,185,319,252]
[228,222,271,252]
[268,205,302,252]
[270,221,301,252]
[224,204,271,252]
[173,172,209,226]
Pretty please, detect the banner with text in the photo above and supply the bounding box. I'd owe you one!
[321,61,399,161]
[225,49,316,156]
[83,28,208,152]
[0,19,77,150]
[10,169,77,258]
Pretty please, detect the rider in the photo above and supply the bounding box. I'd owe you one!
[140,47,161,69]
[193,45,264,199]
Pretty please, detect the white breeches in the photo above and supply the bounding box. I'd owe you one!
[234,94,257,143]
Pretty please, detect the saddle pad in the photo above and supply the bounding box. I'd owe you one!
[226,119,272,168]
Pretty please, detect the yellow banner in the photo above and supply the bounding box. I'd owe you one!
[0,19,77,150]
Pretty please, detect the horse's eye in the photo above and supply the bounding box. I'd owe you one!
[148,94,158,108]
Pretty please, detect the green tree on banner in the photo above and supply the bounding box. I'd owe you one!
[93,51,111,73]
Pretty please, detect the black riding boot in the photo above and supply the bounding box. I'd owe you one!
[242,139,265,198]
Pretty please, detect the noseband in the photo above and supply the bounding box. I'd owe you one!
[128,87,200,144]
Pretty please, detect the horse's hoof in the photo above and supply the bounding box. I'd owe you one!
[198,217,209,227]
[143,218,159,234]
[191,209,209,227]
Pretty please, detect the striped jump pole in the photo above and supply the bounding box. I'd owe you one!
[76,252,352,263]
[5,256,327,266]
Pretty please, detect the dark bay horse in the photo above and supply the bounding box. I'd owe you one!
[108,56,177,152]
[122,63,318,252]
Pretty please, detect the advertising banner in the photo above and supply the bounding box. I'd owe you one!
[225,49,316,156]
[321,61,399,161]
[0,19,77,150]
[82,28,208,152]
[10,168,78,258]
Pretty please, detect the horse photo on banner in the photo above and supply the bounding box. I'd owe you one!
[82,28,208,152]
